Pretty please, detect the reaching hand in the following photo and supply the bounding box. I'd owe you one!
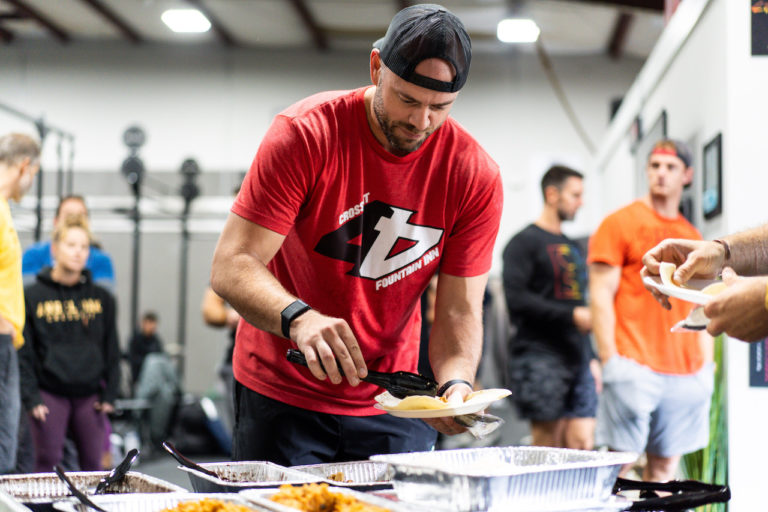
[641,238,726,309]
[572,306,592,334]
[95,401,115,415]
[290,310,368,386]
[704,268,768,342]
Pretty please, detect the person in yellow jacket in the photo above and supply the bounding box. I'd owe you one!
[0,132,40,474]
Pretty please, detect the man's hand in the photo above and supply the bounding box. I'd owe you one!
[31,404,49,422]
[0,315,15,340]
[290,310,367,386]
[641,239,726,309]
[421,382,472,436]
[704,268,768,342]
[572,306,592,334]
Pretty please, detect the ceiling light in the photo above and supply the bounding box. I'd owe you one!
[161,9,211,33]
[497,18,540,43]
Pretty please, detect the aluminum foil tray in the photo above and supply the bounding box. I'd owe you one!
[179,462,322,493]
[290,461,392,491]
[52,492,266,512]
[0,472,185,511]
[241,486,414,512]
[371,446,638,512]
[0,490,32,512]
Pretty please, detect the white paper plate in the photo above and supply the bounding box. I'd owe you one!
[642,275,720,305]
[373,389,511,419]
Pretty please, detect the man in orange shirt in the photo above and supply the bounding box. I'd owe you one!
[588,139,713,483]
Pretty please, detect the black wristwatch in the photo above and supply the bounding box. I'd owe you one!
[281,299,311,338]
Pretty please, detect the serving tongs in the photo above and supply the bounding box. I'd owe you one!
[286,349,438,399]
[162,441,220,479]
[94,448,139,494]
[613,477,730,510]
[54,465,108,512]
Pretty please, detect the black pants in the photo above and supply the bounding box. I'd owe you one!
[232,381,437,466]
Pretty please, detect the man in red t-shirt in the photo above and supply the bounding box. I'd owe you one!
[210,4,503,465]
[588,139,713,483]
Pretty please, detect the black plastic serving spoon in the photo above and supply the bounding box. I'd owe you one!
[94,448,139,494]
[54,465,108,512]
[162,441,220,479]
[286,349,438,399]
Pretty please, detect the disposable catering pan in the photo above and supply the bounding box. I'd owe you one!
[0,489,33,512]
[178,462,322,493]
[240,486,416,512]
[0,472,185,512]
[289,461,393,491]
[51,492,264,512]
[371,446,638,512]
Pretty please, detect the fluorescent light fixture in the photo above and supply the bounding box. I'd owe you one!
[161,9,211,33]
[497,18,540,43]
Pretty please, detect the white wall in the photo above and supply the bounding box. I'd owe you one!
[1,42,642,393]
[593,0,768,508]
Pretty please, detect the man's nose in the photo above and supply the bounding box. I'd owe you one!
[409,107,430,131]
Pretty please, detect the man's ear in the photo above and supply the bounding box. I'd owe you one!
[683,166,694,186]
[370,49,382,86]
[543,185,559,206]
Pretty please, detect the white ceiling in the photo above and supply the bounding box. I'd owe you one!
[0,0,666,58]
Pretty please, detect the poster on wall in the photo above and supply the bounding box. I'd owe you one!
[749,338,768,387]
[752,1,768,55]
[702,133,722,220]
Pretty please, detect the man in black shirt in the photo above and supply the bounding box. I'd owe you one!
[502,165,599,449]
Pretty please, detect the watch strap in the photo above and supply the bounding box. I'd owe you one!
[281,300,311,338]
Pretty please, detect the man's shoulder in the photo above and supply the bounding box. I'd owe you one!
[280,88,361,121]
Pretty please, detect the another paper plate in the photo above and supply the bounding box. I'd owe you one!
[642,275,721,305]
[373,388,511,419]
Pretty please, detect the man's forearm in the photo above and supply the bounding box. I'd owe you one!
[723,224,768,276]
[590,293,617,362]
[211,253,295,338]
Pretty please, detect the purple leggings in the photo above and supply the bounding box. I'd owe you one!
[29,391,104,472]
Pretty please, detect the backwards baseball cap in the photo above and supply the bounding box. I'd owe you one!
[649,139,692,168]
[373,4,471,93]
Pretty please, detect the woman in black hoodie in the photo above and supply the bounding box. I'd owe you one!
[18,214,119,472]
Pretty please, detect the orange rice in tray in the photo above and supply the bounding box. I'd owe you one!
[270,483,390,512]
[161,497,253,512]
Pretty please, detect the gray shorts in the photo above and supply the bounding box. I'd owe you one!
[596,355,714,458]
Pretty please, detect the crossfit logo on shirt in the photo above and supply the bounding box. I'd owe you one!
[315,200,443,287]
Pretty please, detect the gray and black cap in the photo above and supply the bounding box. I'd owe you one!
[373,4,471,93]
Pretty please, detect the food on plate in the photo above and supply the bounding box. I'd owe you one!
[160,498,253,512]
[659,262,683,287]
[327,471,352,483]
[701,282,727,295]
[387,395,449,410]
[270,483,390,512]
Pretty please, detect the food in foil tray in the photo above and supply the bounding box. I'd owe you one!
[270,483,390,512]
[160,498,253,512]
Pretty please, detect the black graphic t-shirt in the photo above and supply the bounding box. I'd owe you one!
[502,224,592,365]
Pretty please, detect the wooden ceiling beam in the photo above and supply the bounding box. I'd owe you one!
[288,0,329,51]
[3,0,70,43]
[77,0,143,44]
[607,11,634,59]
[185,0,239,48]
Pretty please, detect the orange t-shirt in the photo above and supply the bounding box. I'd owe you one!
[588,200,703,375]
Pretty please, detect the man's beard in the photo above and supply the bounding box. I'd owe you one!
[373,87,431,156]
[557,207,575,222]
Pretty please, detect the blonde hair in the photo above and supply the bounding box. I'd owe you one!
[52,214,92,245]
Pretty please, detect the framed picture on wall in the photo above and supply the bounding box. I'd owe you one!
[702,133,722,220]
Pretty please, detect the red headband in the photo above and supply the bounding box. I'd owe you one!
[651,147,678,158]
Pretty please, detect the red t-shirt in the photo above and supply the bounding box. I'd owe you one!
[231,87,503,415]
[587,200,704,375]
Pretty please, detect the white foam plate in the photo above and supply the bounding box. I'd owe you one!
[642,275,720,305]
[373,389,510,419]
